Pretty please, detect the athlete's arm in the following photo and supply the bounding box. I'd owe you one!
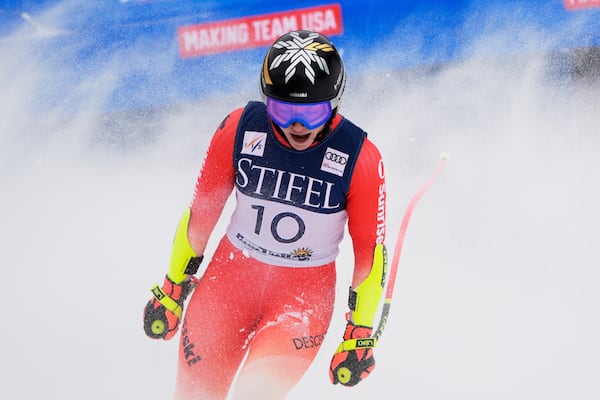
[143,109,241,340]
[187,108,242,255]
[344,136,387,330]
[346,137,386,287]
[328,136,385,385]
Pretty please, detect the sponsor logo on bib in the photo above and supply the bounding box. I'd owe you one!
[321,147,348,176]
[241,131,267,157]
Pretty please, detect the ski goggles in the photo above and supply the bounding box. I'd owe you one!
[266,98,332,129]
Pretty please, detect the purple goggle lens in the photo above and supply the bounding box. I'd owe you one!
[266,98,332,129]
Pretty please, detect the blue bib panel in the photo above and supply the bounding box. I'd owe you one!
[225,101,366,267]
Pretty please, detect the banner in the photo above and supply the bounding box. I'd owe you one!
[564,0,600,10]
[177,4,344,58]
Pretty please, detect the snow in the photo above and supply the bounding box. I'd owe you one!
[2,7,600,400]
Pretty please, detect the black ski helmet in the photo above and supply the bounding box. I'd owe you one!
[260,30,346,110]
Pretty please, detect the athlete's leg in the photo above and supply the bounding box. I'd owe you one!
[230,263,336,400]
[174,237,265,400]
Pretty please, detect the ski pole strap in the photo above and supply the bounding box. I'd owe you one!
[334,337,377,353]
[150,285,183,319]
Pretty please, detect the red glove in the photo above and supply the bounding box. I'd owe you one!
[329,319,376,386]
[143,275,194,340]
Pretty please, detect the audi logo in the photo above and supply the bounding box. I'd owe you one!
[325,151,347,165]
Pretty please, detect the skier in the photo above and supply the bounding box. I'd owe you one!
[143,30,387,399]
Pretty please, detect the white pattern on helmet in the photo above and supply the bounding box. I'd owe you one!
[270,31,332,84]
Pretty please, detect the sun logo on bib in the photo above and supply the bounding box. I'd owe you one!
[291,247,314,261]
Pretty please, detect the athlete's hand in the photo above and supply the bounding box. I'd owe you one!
[329,320,376,386]
[143,275,195,340]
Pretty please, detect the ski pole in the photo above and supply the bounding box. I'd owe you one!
[373,151,449,342]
